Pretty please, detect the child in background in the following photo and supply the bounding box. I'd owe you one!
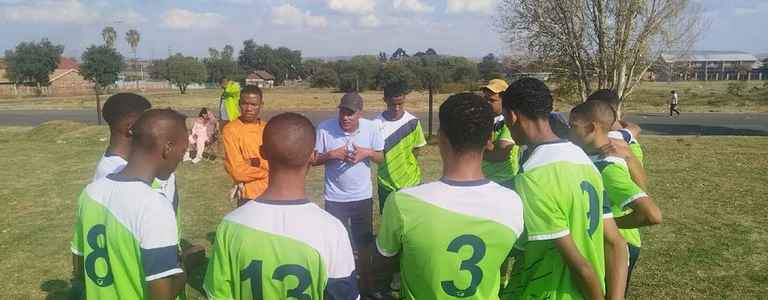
[184,108,217,163]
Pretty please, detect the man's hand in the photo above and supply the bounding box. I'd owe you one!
[600,139,632,160]
[327,145,349,161]
[346,144,371,164]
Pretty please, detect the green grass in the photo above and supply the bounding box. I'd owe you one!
[1,122,767,299]
[1,81,767,113]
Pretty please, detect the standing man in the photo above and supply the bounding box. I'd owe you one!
[71,109,189,300]
[670,90,680,118]
[481,79,519,187]
[499,78,609,300]
[219,77,241,125]
[313,93,384,296]
[376,93,525,300]
[374,80,427,213]
[204,113,359,300]
[587,89,645,164]
[223,85,269,206]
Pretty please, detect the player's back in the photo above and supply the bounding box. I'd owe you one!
[506,141,606,300]
[71,174,182,300]
[377,179,524,300]
[204,199,358,300]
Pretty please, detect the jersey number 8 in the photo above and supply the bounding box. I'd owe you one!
[85,224,114,287]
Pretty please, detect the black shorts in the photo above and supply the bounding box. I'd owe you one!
[325,199,374,249]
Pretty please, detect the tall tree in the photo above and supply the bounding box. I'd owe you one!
[238,40,302,84]
[153,54,207,94]
[497,0,705,107]
[478,53,504,80]
[80,45,125,124]
[101,26,117,48]
[125,29,141,88]
[4,38,64,95]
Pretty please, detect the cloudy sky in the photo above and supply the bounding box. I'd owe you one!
[1,0,767,59]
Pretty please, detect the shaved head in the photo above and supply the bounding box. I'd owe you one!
[130,109,189,179]
[262,113,316,168]
[570,100,617,131]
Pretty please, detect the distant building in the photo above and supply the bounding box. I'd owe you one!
[245,70,275,88]
[654,51,765,81]
[0,57,95,97]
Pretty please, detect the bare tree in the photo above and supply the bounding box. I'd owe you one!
[497,0,706,111]
[125,29,141,89]
[101,26,117,48]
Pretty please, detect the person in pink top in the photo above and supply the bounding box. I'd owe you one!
[184,108,218,163]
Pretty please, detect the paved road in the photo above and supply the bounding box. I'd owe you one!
[1,109,766,136]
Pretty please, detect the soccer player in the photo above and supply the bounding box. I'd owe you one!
[71,109,189,300]
[569,100,663,295]
[499,78,623,300]
[377,93,525,300]
[204,113,358,300]
[219,77,241,123]
[481,79,519,187]
[93,93,181,233]
[374,80,427,212]
[586,89,645,165]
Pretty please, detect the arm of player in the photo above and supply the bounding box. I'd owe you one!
[554,236,605,300]
[484,140,516,162]
[148,273,187,300]
[203,223,234,300]
[615,197,663,228]
[602,218,628,300]
[223,129,268,182]
[624,154,648,191]
[555,237,604,299]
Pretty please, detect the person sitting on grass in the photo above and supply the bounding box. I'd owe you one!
[569,100,662,296]
[204,113,359,300]
[184,107,217,163]
[71,109,189,300]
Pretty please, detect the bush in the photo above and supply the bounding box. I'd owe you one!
[727,81,748,97]
[338,73,364,92]
[310,67,338,88]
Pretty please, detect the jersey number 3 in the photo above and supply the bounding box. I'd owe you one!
[441,234,486,298]
[241,260,312,300]
[85,224,114,287]
[580,181,600,237]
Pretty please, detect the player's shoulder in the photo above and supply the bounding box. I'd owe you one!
[521,141,593,172]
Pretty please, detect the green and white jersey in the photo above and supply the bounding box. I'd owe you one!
[608,129,644,164]
[377,179,524,300]
[93,153,181,229]
[482,116,520,185]
[70,174,182,300]
[503,141,606,300]
[204,199,358,300]
[374,112,427,191]
[591,155,647,247]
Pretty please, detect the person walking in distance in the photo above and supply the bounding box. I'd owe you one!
[670,90,680,118]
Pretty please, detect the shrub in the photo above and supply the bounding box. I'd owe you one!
[726,81,748,97]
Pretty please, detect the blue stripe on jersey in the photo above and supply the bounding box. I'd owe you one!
[383,118,420,152]
[619,130,632,143]
[325,272,359,300]
[141,245,180,279]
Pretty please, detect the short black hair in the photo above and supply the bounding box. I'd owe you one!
[102,93,151,127]
[131,109,187,151]
[439,92,494,153]
[570,99,617,131]
[264,113,316,167]
[586,89,620,110]
[501,78,552,119]
[241,85,263,100]
[383,80,410,99]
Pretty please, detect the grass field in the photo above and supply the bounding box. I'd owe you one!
[0,81,766,113]
[1,121,767,299]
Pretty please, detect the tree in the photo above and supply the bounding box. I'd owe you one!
[101,26,117,48]
[310,67,339,88]
[4,38,64,95]
[334,55,381,91]
[205,45,243,84]
[154,54,208,94]
[238,40,302,85]
[125,29,141,88]
[478,53,504,80]
[391,48,409,61]
[375,62,419,90]
[497,0,705,110]
[80,45,125,124]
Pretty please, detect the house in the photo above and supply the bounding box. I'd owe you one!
[654,51,765,81]
[245,70,275,88]
[0,57,94,97]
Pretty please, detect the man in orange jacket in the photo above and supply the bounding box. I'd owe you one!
[222,85,269,205]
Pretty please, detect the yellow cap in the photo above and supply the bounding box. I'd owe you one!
[483,79,509,94]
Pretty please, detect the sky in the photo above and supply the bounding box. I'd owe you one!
[0,0,767,60]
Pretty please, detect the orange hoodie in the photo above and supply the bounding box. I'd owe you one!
[222,118,269,199]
